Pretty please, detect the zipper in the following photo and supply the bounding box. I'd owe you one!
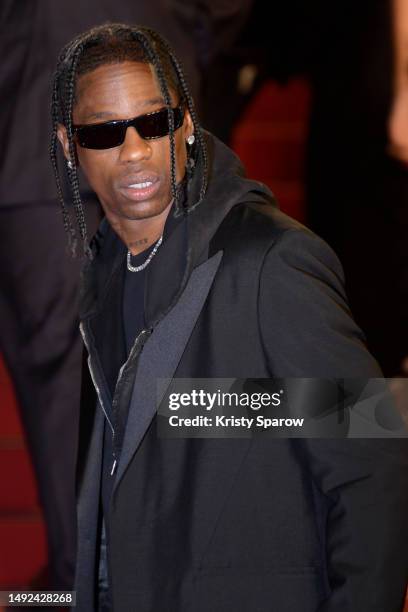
[80,321,152,477]
[109,327,152,469]
[80,321,117,474]
[111,327,152,412]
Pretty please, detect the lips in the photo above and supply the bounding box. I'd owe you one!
[117,173,161,202]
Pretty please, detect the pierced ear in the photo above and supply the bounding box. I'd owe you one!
[57,124,70,160]
[183,109,194,134]
[57,123,78,167]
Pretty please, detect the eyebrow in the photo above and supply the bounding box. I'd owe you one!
[83,97,167,121]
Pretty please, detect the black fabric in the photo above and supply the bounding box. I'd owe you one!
[77,133,408,611]
[99,245,150,572]
[123,244,155,355]
[97,519,112,612]
[99,243,157,608]
[99,203,185,594]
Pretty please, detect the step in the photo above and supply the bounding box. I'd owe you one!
[0,513,46,587]
[0,446,39,511]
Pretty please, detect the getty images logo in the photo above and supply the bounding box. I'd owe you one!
[168,389,283,411]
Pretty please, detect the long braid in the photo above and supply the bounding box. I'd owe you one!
[50,36,91,257]
[63,42,93,258]
[132,30,179,213]
[169,59,209,212]
[49,72,77,253]
[145,28,209,208]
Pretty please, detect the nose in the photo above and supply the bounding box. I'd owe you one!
[118,126,152,163]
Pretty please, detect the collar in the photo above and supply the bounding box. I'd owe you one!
[79,130,275,328]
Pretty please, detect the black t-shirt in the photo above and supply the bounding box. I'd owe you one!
[122,242,157,355]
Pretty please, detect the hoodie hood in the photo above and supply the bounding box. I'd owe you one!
[79,130,276,326]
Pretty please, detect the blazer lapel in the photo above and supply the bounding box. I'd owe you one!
[113,250,223,494]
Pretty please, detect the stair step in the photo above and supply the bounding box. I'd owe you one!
[0,447,39,510]
[0,513,46,587]
[0,356,23,436]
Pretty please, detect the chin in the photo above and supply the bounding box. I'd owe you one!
[117,198,170,221]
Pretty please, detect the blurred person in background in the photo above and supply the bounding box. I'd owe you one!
[304,0,408,377]
[0,0,250,594]
[389,0,408,376]
[389,0,408,164]
[202,0,408,376]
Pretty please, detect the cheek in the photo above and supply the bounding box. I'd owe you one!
[77,150,114,191]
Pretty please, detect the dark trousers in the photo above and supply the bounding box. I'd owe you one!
[0,198,100,589]
[98,519,112,612]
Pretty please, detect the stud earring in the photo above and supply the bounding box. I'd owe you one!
[187,134,195,146]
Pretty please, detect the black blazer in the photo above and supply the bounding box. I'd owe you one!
[76,136,408,611]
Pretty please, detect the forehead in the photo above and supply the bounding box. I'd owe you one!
[74,61,175,122]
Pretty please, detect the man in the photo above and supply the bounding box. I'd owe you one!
[53,23,408,612]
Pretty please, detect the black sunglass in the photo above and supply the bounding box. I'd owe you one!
[73,106,184,150]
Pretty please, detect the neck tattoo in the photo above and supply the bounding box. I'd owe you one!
[126,234,163,272]
[128,237,148,248]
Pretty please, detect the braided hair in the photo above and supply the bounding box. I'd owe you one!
[49,23,208,258]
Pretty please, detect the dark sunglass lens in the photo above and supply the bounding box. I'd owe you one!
[173,107,184,129]
[76,123,126,149]
[136,108,184,139]
[136,109,169,139]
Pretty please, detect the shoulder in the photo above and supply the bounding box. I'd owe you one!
[212,201,381,377]
[216,200,306,243]
[212,201,342,283]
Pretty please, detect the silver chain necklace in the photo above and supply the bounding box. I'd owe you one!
[127,235,163,272]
